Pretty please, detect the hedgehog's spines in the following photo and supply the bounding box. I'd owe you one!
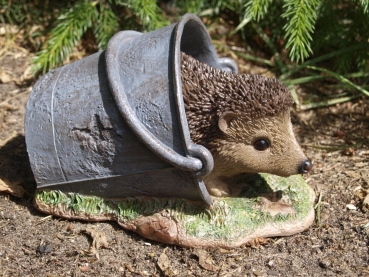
[181,52,293,148]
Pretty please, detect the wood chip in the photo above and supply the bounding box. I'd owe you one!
[81,228,109,259]
[0,178,25,197]
[157,248,177,276]
[0,71,12,83]
[344,171,361,179]
[197,249,219,272]
[125,263,135,273]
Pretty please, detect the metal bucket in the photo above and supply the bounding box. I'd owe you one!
[25,13,238,206]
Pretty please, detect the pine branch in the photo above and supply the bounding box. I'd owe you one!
[244,0,273,21]
[119,0,168,31]
[173,0,204,14]
[0,0,27,27]
[94,2,120,50]
[282,0,320,62]
[32,1,98,74]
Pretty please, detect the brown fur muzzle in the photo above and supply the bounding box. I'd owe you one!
[202,111,312,196]
[212,111,309,177]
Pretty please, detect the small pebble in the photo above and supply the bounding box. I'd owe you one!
[39,244,53,254]
[346,204,357,210]
[253,270,262,276]
[3,213,16,220]
[80,265,89,272]
[267,270,279,276]
[319,258,330,269]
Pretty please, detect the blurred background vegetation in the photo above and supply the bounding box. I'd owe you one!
[1,0,368,109]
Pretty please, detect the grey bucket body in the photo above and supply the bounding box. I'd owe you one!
[25,14,237,205]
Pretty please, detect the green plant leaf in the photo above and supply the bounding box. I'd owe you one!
[307,65,369,97]
[231,17,252,35]
[252,22,287,73]
[279,43,369,81]
[358,0,369,13]
[298,94,361,110]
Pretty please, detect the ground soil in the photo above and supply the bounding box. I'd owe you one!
[1,28,369,277]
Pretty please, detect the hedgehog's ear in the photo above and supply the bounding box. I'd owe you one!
[218,112,238,133]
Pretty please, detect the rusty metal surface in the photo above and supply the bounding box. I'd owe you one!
[25,13,238,205]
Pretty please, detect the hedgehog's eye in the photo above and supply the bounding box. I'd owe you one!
[253,139,270,151]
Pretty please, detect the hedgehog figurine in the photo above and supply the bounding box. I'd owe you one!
[181,53,312,197]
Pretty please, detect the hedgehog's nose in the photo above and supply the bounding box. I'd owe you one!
[298,160,313,174]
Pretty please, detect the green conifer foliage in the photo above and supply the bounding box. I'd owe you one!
[244,0,273,21]
[21,0,167,74]
[1,0,368,84]
[94,2,120,50]
[32,1,98,74]
[282,0,320,62]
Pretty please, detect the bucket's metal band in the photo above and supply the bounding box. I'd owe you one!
[50,64,68,182]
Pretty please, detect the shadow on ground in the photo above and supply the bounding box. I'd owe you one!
[0,134,36,195]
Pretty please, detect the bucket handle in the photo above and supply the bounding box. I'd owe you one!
[106,31,207,175]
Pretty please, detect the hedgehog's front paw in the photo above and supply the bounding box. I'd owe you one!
[203,177,231,197]
[209,187,230,197]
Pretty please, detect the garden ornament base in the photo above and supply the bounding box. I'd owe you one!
[34,174,315,248]
[25,14,315,247]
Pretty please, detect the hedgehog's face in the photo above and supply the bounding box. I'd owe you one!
[214,110,312,177]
